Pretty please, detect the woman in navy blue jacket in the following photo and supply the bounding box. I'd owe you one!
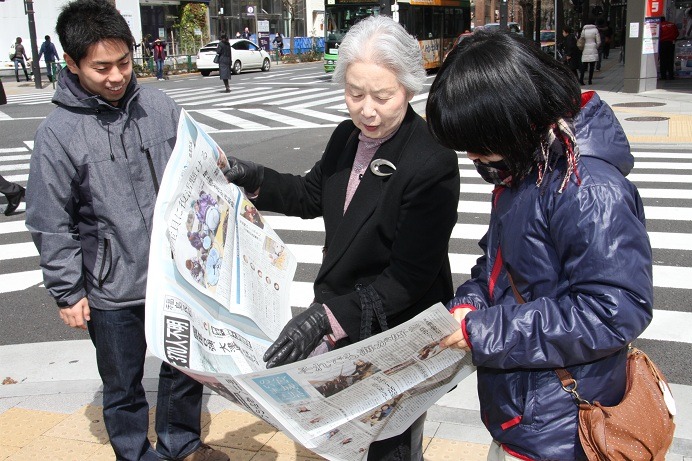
[427,31,653,460]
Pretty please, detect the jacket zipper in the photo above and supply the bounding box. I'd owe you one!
[144,148,160,194]
[98,237,112,288]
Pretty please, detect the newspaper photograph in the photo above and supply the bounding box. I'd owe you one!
[145,110,476,460]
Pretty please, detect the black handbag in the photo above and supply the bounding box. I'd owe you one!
[213,54,220,64]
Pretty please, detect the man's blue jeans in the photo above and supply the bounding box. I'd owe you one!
[88,306,203,461]
[156,59,164,79]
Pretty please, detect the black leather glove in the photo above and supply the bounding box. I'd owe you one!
[222,156,265,192]
[263,303,332,368]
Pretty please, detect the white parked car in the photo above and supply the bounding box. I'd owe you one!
[196,39,271,76]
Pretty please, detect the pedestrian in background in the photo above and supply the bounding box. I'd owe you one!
[241,26,251,40]
[428,30,653,461]
[601,21,613,59]
[659,16,679,80]
[152,37,166,80]
[12,37,30,82]
[26,1,229,460]
[0,174,25,216]
[578,20,600,85]
[224,15,459,460]
[38,35,60,83]
[595,18,606,70]
[216,34,233,92]
[272,32,284,56]
[561,26,581,78]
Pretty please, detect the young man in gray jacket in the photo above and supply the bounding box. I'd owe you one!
[25,1,228,460]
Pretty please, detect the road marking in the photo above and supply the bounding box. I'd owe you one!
[212,88,300,107]
[0,154,32,162]
[632,151,692,159]
[282,107,348,123]
[265,87,334,105]
[648,232,692,251]
[0,270,44,294]
[195,109,269,130]
[0,242,38,261]
[0,148,29,154]
[640,310,692,343]
[0,163,29,172]
[0,221,28,235]
[240,108,322,128]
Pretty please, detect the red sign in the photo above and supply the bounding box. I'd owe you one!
[646,0,664,17]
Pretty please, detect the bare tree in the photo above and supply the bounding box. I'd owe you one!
[280,0,299,53]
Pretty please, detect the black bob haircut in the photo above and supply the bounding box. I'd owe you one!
[56,0,135,66]
[426,30,581,177]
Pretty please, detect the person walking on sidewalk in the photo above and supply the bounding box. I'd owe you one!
[216,34,233,92]
[38,35,60,83]
[152,37,166,80]
[25,1,230,461]
[0,174,25,216]
[659,16,679,80]
[578,20,600,85]
[12,37,31,82]
[561,26,581,78]
[428,30,653,461]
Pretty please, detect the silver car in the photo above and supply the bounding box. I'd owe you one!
[196,39,271,76]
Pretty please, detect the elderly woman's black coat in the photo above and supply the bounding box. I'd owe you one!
[254,105,460,344]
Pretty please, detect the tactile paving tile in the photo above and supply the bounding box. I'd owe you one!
[0,445,21,460]
[0,408,67,448]
[423,439,489,460]
[203,410,277,451]
[88,443,121,461]
[261,431,323,459]
[3,434,100,461]
[44,405,109,444]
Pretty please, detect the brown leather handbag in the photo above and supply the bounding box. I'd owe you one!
[507,272,676,460]
[556,348,676,461]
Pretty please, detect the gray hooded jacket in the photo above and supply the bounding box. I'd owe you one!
[27,70,180,310]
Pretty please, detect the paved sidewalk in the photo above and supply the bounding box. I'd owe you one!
[1,56,691,460]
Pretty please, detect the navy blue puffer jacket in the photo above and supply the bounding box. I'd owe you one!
[448,91,654,460]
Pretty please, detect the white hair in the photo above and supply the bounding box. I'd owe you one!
[331,15,426,96]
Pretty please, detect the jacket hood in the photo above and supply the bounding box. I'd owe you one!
[573,90,633,176]
[52,68,140,112]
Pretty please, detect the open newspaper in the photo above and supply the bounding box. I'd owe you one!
[145,110,476,460]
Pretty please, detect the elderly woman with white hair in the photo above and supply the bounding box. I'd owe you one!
[223,16,459,458]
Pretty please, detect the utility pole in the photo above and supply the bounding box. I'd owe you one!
[500,0,508,30]
[24,0,42,89]
[535,0,541,46]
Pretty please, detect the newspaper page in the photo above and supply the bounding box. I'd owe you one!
[145,110,476,460]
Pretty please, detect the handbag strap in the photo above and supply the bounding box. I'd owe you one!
[506,270,591,405]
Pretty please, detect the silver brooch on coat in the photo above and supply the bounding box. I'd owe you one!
[370,159,396,177]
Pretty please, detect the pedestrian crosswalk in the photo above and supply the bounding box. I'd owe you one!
[1,141,691,384]
[0,69,434,132]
